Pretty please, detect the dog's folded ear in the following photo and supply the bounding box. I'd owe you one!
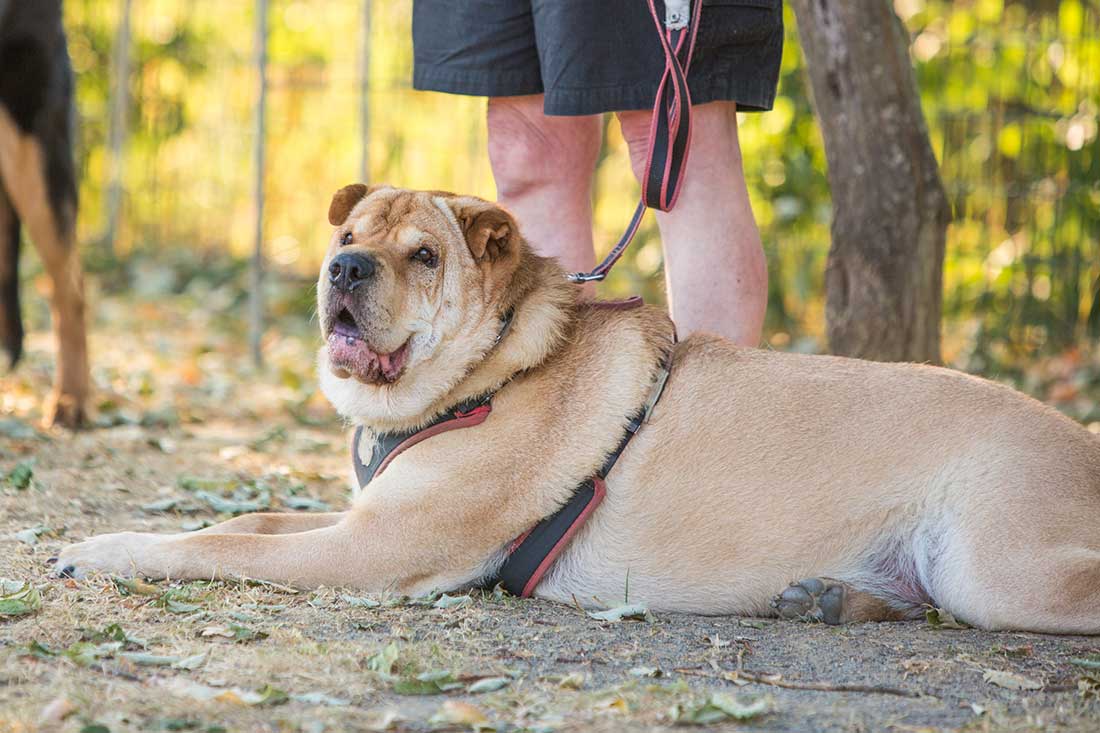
[328,184,380,226]
[451,198,518,264]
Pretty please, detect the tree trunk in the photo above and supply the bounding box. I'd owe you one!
[789,0,950,363]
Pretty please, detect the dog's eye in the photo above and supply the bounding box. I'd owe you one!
[341,232,353,246]
[411,246,437,267]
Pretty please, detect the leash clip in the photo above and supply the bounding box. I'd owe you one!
[566,271,607,284]
[665,0,690,29]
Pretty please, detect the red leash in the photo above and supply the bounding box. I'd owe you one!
[568,0,704,284]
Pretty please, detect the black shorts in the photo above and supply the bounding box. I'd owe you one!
[412,0,783,116]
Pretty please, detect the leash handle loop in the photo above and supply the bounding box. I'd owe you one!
[567,0,703,284]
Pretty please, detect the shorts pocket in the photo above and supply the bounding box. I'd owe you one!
[697,0,782,47]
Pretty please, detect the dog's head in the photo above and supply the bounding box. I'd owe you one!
[317,184,532,425]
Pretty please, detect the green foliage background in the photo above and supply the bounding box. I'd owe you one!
[60,0,1100,367]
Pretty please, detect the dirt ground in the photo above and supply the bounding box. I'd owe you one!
[3,284,1100,733]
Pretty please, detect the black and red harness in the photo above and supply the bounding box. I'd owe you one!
[352,300,673,598]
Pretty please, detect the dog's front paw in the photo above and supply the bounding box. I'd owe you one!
[55,532,163,580]
[45,390,90,430]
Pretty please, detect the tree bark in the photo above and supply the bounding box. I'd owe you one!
[790,0,950,363]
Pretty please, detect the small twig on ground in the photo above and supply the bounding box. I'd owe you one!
[673,667,926,699]
[90,663,143,683]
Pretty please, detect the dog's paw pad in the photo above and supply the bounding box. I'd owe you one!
[772,577,847,624]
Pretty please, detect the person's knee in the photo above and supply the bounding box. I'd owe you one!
[617,101,742,183]
[487,97,601,200]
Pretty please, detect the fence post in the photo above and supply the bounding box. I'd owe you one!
[249,0,269,367]
[359,0,371,183]
[103,0,132,256]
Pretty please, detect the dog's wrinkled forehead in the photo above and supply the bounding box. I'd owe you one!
[340,188,459,245]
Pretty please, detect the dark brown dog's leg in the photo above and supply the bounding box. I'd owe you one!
[771,577,916,624]
[0,110,89,427]
[0,184,22,367]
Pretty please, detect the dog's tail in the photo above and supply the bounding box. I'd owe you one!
[0,192,23,368]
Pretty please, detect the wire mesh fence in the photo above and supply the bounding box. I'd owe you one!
[59,0,1100,365]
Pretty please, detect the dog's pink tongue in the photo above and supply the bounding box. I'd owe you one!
[377,344,408,381]
[327,332,377,379]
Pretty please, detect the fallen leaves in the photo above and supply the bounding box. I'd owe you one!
[925,606,969,630]
[161,678,289,707]
[1069,655,1100,670]
[141,475,331,518]
[466,676,510,694]
[982,669,1043,690]
[430,701,492,730]
[555,672,586,690]
[341,594,381,608]
[13,524,53,545]
[120,651,207,670]
[0,579,42,616]
[3,460,34,490]
[81,623,148,648]
[587,603,651,623]
[365,641,514,698]
[433,593,472,610]
[366,642,400,676]
[155,587,205,614]
[113,577,161,596]
[1079,675,1100,698]
[628,666,663,678]
[24,636,205,671]
[392,670,464,696]
[200,623,268,643]
[668,694,773,726]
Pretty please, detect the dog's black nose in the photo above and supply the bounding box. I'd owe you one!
[328,252,376,291]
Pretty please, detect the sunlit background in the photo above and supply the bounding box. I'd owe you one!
[7,0,1098,421]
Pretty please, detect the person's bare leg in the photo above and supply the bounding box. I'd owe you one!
[618,101,767,345]
[487,95,602,279]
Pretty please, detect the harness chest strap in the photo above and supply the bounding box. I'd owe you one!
[350,308,672,597]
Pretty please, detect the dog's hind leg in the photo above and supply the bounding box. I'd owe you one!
[0,184,22,367]
[0,107,88,427]
[771,578,921,624]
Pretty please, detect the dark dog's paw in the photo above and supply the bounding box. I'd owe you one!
[45,392,89,430]
[770,577,847,624]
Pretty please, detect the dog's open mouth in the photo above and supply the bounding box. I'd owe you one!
[327,307,410,384]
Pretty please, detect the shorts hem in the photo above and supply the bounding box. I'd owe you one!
[542,75,778,116]
[413,65,543,99]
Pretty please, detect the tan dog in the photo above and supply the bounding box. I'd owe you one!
[57,185,1100,634]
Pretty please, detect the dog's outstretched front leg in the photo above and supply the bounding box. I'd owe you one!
[54,507,481,593]
[55,522,367,587]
